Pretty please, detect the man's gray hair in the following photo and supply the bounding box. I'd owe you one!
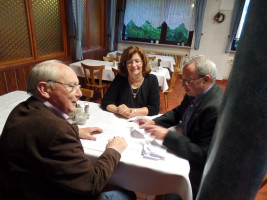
[182,55,217,83]
[27,60,63,96]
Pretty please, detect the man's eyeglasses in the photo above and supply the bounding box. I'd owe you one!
[180,76,205,86]
[126,60,142,65]
[47,81,81,92]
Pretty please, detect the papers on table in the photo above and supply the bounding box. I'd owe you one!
[127,114,162,122]
[143,140,167,160]
[81,129,115,152]
[131,123,145,139]
[130,123,166,160]
[80,120,167,160]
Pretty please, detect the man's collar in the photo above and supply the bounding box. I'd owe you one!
[190,83,214,104]
[36,97,69,120]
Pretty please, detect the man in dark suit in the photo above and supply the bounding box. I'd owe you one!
[0,60,136,200]
[136,55,224,199]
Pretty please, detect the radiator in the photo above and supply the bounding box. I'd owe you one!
[146,49,188,70]
[118,43,188,70]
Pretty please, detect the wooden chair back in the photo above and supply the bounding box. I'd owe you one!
[148,56,156,61]
[174,55,183,71]
[103,56,117,62]
[115,52,121,61]
[167,67,180,92]
[81,63,107,99]
[148,51,164,55]
[80,88,94,101]
[163,57,181,111]
[112,68,119,76]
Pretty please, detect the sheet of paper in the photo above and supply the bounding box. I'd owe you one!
[81,129,115,152]
[142,140,167,160]
[131,123,145,139]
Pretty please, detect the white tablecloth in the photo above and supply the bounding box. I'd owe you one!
[107,51,176,72]
[0,91,31,133]
[75,101,192,200]
[69,59,170,92]
[0,91,192,200]
[70,59,116,81]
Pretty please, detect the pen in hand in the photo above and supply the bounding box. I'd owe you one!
[128,119,145,124]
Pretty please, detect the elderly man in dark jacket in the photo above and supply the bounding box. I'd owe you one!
[0,60,136,200]
[136,55,224,199]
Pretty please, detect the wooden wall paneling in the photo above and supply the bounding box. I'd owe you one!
[0,72,8,95]
[100,0,105,47]
[23,65,34,88]
[15,67,27,91]
[82,48,107,61]
[25,0,38,58]
[5,70,18,92]
[59,0,68,56]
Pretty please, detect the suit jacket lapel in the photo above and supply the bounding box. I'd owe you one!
[186,85,217,136]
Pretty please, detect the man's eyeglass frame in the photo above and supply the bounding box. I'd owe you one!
[46,81,81,92]
[180,76,205,86]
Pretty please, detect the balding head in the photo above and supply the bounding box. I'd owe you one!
[27,60,75,97]
[27,60,82,114]
[182,55,217,83]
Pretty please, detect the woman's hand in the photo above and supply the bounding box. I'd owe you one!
[117,104,133,118]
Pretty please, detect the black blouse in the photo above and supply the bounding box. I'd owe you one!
[101,74,160,115]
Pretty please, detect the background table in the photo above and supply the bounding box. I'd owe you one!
[69,59,170,92]
[107,51,176,72]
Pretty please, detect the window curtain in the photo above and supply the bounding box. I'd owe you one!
[225,0,246,53]
[109,0,117,51]
[124,0,195,31]
[117,10,125,43]
[194,0,207,50]
[72,0,83,60]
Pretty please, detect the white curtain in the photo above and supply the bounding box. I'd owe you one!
[124,0,195,31]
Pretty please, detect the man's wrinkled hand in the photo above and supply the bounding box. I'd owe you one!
[134,117,155,125]
[139,124,168,140]
[107,136,127,154]
[79,127,103,140]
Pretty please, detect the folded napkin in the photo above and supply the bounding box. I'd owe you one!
[130,122,166,160]
[142,140,167,160]
[131,123,145,139]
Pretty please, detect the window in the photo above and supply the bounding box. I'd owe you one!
[0,0,67,64]
[122,0,195,46]
[231,0,251,51]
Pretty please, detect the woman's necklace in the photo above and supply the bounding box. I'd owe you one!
[131,87,140,99]
[129,76,144,99]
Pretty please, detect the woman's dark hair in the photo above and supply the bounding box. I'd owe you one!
[118,46,151,77]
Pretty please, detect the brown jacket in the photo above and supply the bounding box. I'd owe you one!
[0,96,121,200]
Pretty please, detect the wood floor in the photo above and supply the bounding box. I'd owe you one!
[89,79,267,200]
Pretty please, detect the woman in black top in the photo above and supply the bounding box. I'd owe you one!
[101,46,160,118]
